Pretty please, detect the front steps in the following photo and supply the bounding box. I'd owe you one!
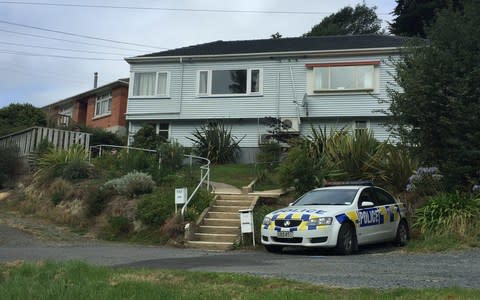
[186,194,258,250]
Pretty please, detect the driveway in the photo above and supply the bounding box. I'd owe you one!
[0,223,479,289]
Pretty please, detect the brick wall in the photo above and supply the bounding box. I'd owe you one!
[85,86,128,133]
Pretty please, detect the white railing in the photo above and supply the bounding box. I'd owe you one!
[181,154,210,217]
[88,144,158,165]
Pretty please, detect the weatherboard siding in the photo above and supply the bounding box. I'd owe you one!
[126,54,397,120]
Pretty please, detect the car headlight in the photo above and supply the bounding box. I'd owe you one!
[262,216,271,225]
[308,217,333,226]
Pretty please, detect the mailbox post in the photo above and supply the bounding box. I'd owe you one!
[175,188,187,214]
[239,208,255,247]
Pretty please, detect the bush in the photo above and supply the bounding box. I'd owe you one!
[85,186,114,217]
[406,167,444,196]
[0,144,20,188]
[107,216,131,236]
[159,215,184,240]
[48,178,74,205]
[35,144,91,183]
[188,121,243,164]
[104,171,155,197]
[415,193,480,238]
[132,125,164,150]
[159,141,184,172]
[83,127,124,146]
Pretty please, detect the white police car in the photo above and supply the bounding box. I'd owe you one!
[261,182,409,254]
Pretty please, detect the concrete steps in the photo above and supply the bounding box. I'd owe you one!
[186,193,258,251]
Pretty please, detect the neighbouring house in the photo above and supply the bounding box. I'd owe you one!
[125,35,409,162]
[44,75,129,136]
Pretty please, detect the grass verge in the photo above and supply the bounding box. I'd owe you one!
[210,163,255,188]
[0,261,478,299]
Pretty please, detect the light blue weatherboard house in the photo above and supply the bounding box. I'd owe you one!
[125,35,408,162]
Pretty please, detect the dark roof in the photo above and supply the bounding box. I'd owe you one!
[138,35,410,58]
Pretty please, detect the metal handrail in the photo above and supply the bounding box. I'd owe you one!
[89,144,158,163]
[181,154,210,217]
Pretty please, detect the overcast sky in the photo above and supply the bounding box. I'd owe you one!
[0,0,396,108]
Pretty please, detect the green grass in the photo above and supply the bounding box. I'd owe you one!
[405,232,480,253]
[0,261,478,299]
[210,163,255,188]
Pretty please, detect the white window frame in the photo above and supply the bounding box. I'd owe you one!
[130,71,170,98]
[197,68,263,97]
[312,64,377,93]
[94,92,112,118]
[354,120,369,134]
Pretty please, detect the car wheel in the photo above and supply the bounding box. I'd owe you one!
[336,223,356,255]
[264,245,283,254]
[394,220,409,246]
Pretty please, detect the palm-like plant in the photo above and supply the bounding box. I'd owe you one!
[188,122,244,164]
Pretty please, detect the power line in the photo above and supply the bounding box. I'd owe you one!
[0,65,90,84]
[0,49,124,61]
[0,41,133,56]
[0,19,166,50]
[0,1,391,16]
[0,28,149,52]
[0,61,99,81]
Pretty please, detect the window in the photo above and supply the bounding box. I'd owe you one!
[158,123,169,140]
[374,188,396,205]
[310,63,376,92]
[198,69,262,96]
[358,188,377,208]
[132,72,169,97]
[95,92,112,117]
[354,120,368,135]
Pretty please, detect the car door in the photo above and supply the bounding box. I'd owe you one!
[356,187,381,244]
[374,187,399,240]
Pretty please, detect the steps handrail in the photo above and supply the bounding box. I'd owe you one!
[181,154,210,217]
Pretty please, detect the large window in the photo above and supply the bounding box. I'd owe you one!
[308,62,378,92]
[132,72,169,97]
[95,92,112,117]
[198,69,262,96]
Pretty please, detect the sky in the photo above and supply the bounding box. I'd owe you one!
[0,0,397,108]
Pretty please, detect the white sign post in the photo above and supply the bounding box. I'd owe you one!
[175,188,188,214]
[239,209,255,247]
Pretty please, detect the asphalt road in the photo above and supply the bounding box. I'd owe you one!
[1,223,479,289]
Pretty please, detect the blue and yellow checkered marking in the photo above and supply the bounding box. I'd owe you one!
[263,213,325,231]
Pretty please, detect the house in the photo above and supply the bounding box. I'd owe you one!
[44,75,129,136]
[125,35,409,162]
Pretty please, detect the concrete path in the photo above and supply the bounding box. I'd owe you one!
[210,181,242,194]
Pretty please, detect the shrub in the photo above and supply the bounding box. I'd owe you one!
[278,145,333,196]
[35,144,91,183]
[159,214,184,239]
[414,193,480,238]
[136,189,174,227]
[85,186,114,217]
[132,125,164,150]
[93,149,159,180]
[107,216,131,236]
[0,144,20,188]
[81,126,124,146]
[104,171,155,197]
[256,142,281,169]
[158,141,184,172]
[406,167,444,196]
[188,121,243,164]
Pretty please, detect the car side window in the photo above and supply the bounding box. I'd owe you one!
[375,188,396,205]
[358,188,377,208]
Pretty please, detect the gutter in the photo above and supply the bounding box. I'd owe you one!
[124,47,402,64]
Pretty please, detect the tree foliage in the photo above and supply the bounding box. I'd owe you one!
[390,0,463,38]
[304,4,381,37]
[0,103,46,136]
[385,1,480,189]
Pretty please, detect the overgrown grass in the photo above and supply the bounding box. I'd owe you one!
[210,164,255,188]
[0,261,477,299]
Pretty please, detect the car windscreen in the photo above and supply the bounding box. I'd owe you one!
[293,189,358,206]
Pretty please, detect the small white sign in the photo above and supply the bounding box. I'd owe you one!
[239,209,253,233]
[175,188,187,205]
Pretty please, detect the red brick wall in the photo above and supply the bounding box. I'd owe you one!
[85,86,128,130]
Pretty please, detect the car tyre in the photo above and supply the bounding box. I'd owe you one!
[336,223,356,255]
[394,220,409,247]
[264,245,283,254]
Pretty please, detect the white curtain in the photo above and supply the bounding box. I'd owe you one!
[134,72,156,96]
[157,73,167,95]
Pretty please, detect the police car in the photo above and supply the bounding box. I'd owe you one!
[261,182,409,254]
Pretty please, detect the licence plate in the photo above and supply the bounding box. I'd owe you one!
[277,231,293,238]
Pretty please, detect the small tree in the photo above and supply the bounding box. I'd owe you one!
[132,125,164,150]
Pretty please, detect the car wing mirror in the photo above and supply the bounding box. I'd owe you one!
[288,202,294,207]
[361,201,374,208]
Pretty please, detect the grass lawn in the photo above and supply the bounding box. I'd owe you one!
[209,163,255,188]
[0,261,477,299]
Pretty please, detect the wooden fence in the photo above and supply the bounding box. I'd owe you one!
[0,126,91,157]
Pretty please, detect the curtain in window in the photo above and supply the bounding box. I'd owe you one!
[157,73,167,95]
[199,71,208,94]
[134,72,156,96]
